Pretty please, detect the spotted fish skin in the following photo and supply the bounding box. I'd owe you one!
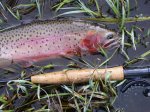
[0,20,119,67]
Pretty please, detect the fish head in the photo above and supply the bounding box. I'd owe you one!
[79,28,120,53]
[97,30,120,49]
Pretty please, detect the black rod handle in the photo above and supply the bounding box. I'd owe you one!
[124,67,150,79]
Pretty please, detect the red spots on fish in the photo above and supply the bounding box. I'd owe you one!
[74,47,82,56]
[64,47,82,57]
[103,43,110,48]
[65,50,75,55]
[79,30,100,53]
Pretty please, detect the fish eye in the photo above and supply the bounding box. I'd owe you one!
[106,34,114,39]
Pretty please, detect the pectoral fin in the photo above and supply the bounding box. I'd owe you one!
[0,58,13,68]
[0,58,33,73]
[0,58,19,73]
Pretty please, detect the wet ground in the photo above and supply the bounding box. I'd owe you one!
[0,0,150,112]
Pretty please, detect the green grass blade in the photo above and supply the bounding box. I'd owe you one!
[105,0,120,18]
[35,0,42,18]
[120,5,126,29]
[6,6,20,20]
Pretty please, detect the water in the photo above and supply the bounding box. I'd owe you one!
[0,0,150,112]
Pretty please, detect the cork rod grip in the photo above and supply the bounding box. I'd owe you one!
[31,66,124,84]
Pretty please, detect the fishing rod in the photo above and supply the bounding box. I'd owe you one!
[30,66,150,84]
[0,66,150,84]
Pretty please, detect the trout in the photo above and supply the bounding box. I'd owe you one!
[0,20,120,67]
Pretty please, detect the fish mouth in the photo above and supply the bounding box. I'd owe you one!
[102,37,120,49]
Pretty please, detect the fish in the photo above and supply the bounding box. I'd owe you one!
[0,20,120,68]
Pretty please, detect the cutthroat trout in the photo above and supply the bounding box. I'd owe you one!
[0,20,120,67]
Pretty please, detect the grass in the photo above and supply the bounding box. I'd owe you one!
[0,0,149,112]
[124,50,150,67]
[3,76,117,111]
[52,0,102,18]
